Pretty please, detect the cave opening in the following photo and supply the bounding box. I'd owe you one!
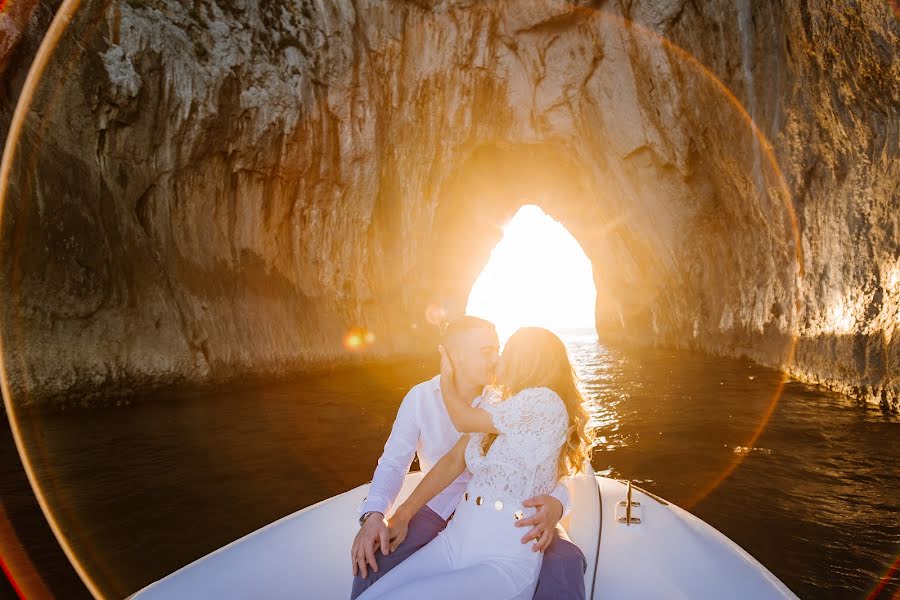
[465,204,597,343]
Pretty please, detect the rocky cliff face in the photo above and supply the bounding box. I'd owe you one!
[1,0,897,408]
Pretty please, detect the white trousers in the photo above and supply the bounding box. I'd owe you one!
[357,490,542,600]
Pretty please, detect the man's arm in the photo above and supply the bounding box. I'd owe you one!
[386,436,468,551]
[358,390,420,519]
[352,388,420,578]
[517,479,572,552]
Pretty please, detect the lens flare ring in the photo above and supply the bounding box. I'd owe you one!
[0,1,804,596]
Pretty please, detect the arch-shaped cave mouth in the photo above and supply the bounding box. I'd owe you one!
[466,204,597,343]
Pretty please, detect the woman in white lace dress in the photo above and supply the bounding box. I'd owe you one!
[357,327,593,600]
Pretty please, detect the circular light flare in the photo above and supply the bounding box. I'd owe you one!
[457,3,806,509]
[343,328,375,352]
[0,2,807,596]
[865,553,900,600]
[0,0,113,596]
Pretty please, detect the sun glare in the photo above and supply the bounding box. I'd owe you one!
[466,205,597,342]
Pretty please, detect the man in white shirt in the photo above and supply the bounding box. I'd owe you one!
[350,316,587,599]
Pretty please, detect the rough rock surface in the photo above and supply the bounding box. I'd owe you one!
[1,0,59,148]
[0,0,897,409]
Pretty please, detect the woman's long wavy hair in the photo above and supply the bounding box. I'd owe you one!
[482,327,594,478]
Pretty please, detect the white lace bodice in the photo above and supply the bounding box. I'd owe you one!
[464,386,568,503]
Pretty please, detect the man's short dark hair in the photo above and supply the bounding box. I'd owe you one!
[441,315,496,345]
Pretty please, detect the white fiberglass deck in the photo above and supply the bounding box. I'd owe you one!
[129,468,798,599]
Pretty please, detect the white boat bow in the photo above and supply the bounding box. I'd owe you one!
[128,467,798,599]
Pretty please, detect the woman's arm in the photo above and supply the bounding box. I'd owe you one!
[438,345,499,434]
[388,434,469,550]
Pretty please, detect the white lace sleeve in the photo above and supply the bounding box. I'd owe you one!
[483,387,568,468]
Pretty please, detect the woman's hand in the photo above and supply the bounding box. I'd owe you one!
[387,511,411,552]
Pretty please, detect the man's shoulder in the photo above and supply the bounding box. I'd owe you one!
[403,374,441,404]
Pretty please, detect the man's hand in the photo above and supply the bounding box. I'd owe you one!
[351,512,389,578]
[516,495,563,552]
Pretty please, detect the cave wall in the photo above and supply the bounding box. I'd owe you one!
[0,0,897,408]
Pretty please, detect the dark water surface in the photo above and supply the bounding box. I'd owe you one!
[6,332,900,599]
